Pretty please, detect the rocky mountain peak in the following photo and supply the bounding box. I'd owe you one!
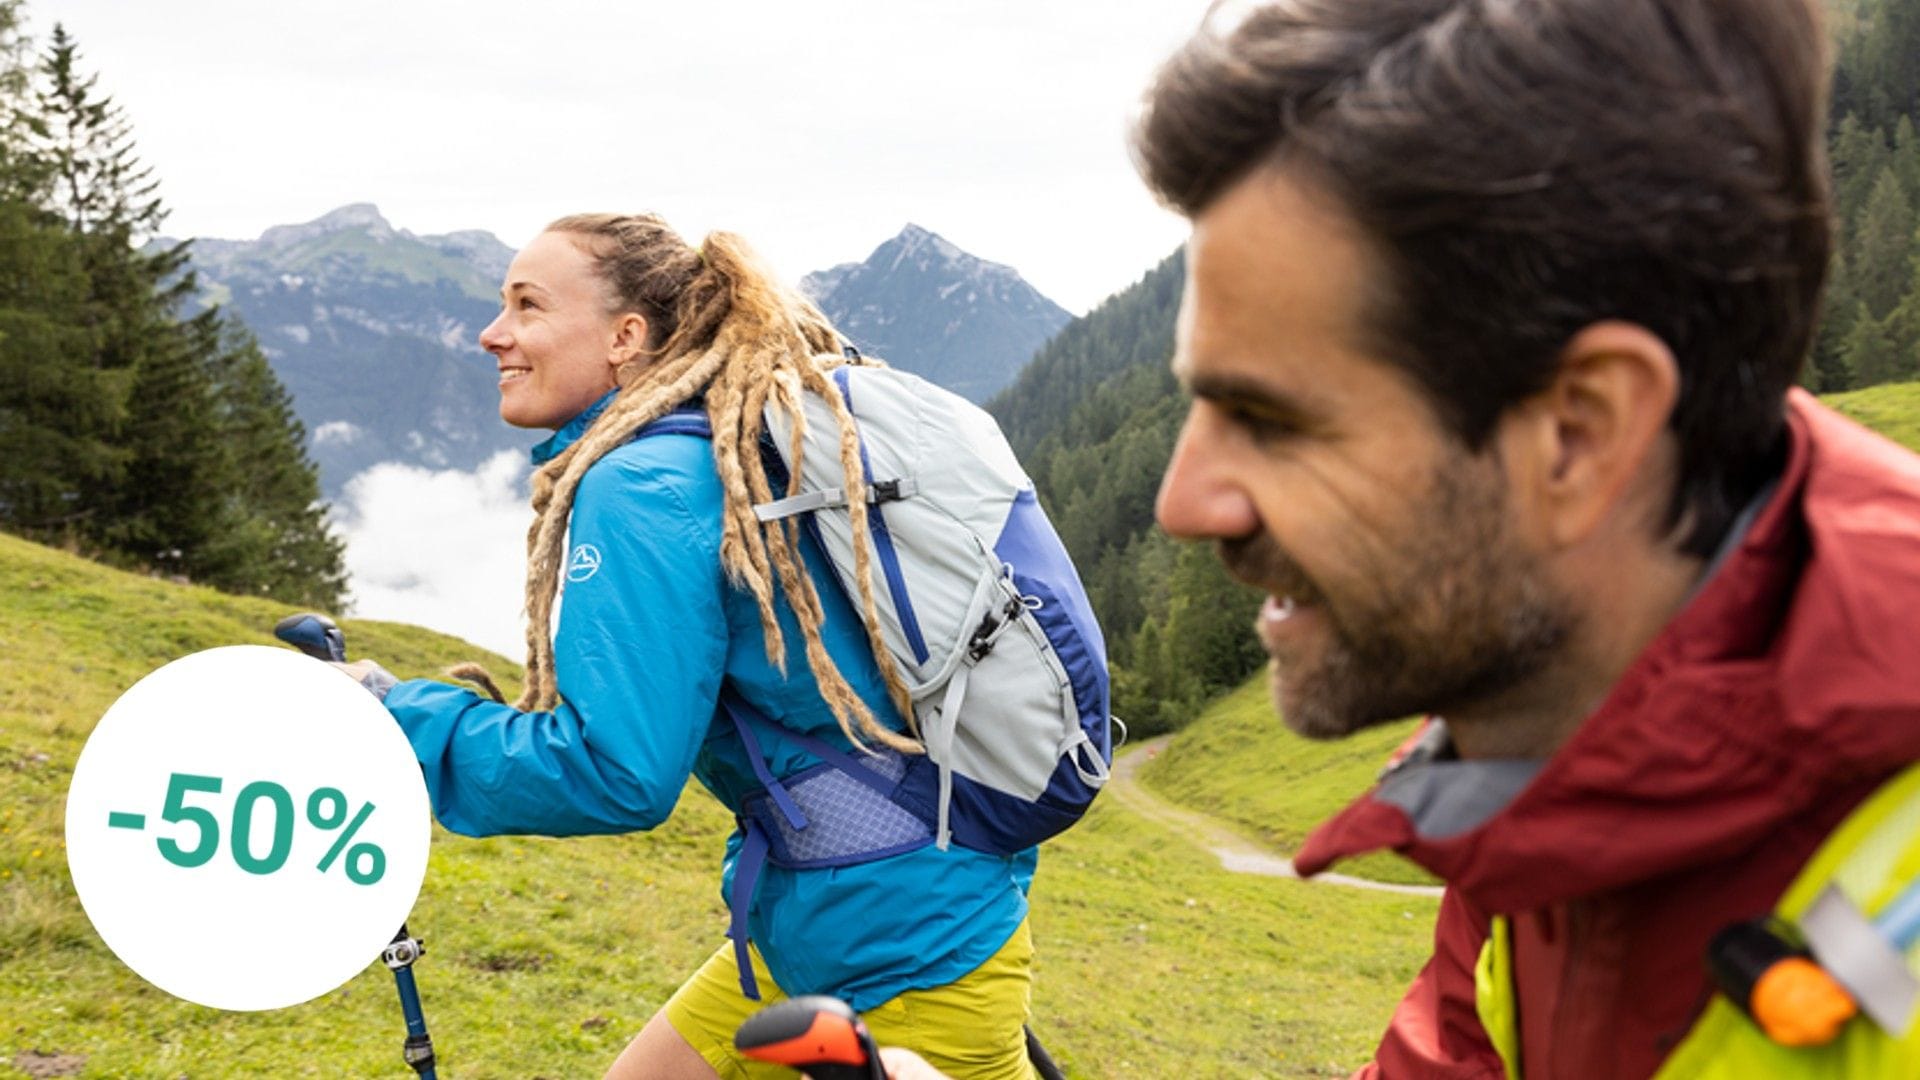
[802,224,1071,402]
[888,223,967,266]
[258,202,397,248]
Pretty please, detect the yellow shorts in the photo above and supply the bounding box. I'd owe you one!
[663,919,1037,1080]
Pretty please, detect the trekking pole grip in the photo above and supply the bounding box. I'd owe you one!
[735,996,887,1080]
[274,612,346,663]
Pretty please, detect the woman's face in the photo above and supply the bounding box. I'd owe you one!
[479,230,637,430]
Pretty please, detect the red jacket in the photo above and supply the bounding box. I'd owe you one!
[1295,391,1920,1079]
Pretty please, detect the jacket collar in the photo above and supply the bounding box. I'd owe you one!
[1296,391,1920,911]
[529,390,619,466]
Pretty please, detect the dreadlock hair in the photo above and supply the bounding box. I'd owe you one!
[506,213,921,755]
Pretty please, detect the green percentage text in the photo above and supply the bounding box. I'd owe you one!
[147,772,386,885]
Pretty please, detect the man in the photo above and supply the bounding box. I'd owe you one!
[867,2,1920,1076]
[878,0,1920,1076]
[1136,0,1920,1076]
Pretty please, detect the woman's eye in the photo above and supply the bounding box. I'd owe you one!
[518,297,539,311]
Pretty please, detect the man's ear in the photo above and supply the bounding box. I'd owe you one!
[1500,320,1681,548]
[608,313,651,368]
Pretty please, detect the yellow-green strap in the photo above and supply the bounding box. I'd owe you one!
[1474,914,1521,1080]
[1653,761,1920,1078]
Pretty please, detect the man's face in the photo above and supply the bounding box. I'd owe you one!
[1156,169,1574,739]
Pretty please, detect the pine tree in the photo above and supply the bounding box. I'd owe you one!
[1892,116,1920,207]
[96,305,229,574]
[1832,113,1892,237]
[1850,0,1920,132]
[1840,300,1908,385]
[27,24,181,548]
[0,6,124,536]
[1808,250,1859,391]
[1888,246,1920,380]
[0,197,114,532]
[197,326,346,608]
[1852,167,1917,324]
[0,0,40,202]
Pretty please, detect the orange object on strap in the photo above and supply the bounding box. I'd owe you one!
[1751,956,1858,1047]
[738,1011,868,1068]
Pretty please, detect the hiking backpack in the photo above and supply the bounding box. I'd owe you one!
[639,356,1114,997]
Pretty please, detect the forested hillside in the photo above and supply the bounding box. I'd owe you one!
[995,1,1920,735]
[989,251,1259,735]
[0,6,342,607]
[1810,0,1920,389]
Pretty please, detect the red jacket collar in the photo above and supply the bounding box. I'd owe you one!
[1296,391,1920,912]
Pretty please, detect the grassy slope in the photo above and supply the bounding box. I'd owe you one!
[0,530,1434,1078]
[1140,683,1431,887]
[1141,380,1920,889]
[1822,381,1920,449]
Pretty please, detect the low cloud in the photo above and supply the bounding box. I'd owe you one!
[332,451,531,658]
[312,420,363,445]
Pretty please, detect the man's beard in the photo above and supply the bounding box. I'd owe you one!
[1218,459,1576,740]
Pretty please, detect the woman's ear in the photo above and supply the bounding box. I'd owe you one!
[1500,320,1681,548]
[608,312,651,369]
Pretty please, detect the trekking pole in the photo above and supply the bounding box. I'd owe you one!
[1025,1026,1067,1080]
[735,996,887,1080]
[273,613,439,1079]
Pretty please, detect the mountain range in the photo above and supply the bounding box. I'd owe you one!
[175,207,1071,497]
[178,204,520,497]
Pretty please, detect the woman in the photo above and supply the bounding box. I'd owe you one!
[362,214,1038,1078]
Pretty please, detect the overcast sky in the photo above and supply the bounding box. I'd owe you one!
[35,0,1200,315]
[33,0,1207,655]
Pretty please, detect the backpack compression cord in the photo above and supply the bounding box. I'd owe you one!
[273,613,439,1079]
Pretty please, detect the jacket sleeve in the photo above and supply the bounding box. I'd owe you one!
[1354,889,1508,1079]
[383,444,728,838]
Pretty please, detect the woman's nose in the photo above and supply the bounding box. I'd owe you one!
[478,311,510,354]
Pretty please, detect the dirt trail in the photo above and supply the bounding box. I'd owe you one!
[1106,735,1443,898]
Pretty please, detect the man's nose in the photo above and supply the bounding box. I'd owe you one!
[1156,407,1259,541]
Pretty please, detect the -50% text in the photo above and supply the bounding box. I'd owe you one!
[108,773,388,885]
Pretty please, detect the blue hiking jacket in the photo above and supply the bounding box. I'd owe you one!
[383,394,1033,1008]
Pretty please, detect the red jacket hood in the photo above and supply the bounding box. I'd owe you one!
[1296,390,1920,913]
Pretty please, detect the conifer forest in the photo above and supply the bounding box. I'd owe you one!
[0,5,345,609]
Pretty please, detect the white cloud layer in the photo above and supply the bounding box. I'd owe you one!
[333,452,532,658]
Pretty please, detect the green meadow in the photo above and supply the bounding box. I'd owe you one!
[0,529,1433,1078]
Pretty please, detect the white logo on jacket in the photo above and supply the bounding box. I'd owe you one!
[566,544,602,582]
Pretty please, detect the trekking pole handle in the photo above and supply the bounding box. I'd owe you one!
[274,612,346,664]
[735,996,887,1080]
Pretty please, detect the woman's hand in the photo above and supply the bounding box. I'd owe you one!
[875,1047,953,1080]
[329,658,399,701]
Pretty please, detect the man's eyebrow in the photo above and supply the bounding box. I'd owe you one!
[1184,371,1313,419]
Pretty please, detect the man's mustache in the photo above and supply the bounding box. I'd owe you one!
[1216,533,1323,605]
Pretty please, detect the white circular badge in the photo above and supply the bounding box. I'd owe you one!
[64,645,431,1011]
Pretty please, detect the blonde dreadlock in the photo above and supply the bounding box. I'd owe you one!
[501,213,921,755]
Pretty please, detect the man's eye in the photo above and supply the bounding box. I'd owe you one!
[1225,405,1296,441]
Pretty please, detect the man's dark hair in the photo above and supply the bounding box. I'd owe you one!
[1134,0,1832,556]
